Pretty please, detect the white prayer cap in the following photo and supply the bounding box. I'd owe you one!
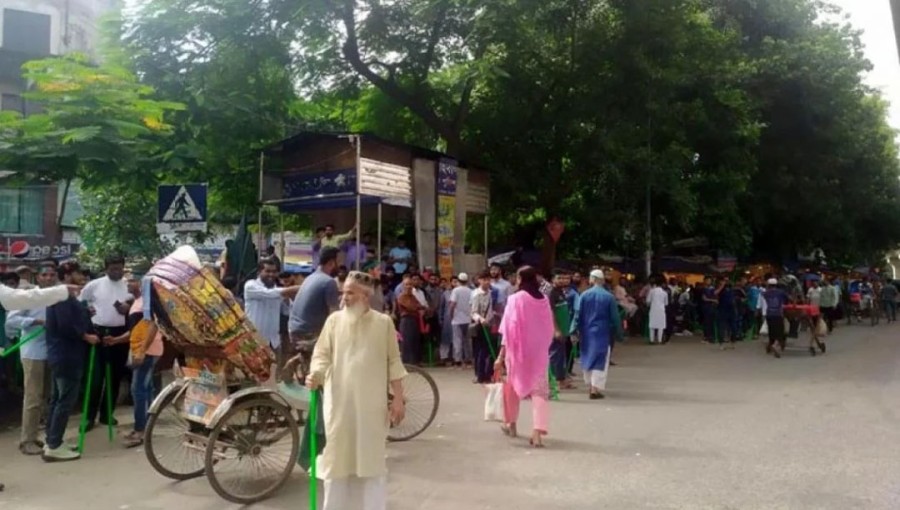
[458,272,469,282]
[589,269,604,281]
[767,278,778,285]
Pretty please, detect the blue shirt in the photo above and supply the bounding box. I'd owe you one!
[747,286,761,309]
[703,287,717,307]
[389,247,413,274]
[762,288,789,317]
[718,287,735,313]
[288,269,339,335]
[5,307,47,360]
[244,278,286,349]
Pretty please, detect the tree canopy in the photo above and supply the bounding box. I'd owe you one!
[4,0,898,266]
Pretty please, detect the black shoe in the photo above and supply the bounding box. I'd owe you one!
[818,341,826,353]
[84,421,96,432]
[99,417,119,427]
[809,347,816,357]
[589,392,605,400]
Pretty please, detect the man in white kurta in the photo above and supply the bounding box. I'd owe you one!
[308,271,408,510]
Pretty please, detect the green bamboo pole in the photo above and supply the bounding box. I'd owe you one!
[78,344,97,453]
[548,368,559,401]
[105,361,114,442]
[309,390,319,510]
[481,326,497,360]
[0,327,45,358]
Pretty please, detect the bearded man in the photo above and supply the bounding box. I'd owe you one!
[306,271,407,510]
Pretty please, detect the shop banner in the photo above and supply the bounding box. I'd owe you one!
[437,159,457,279]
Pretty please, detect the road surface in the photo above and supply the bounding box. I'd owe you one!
[2,323,899,510]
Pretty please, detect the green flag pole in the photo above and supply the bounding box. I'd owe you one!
[105,361,114,442]
[0,327,46,358]
[548,368,559,401]
[78,344,97,453]
[309,390,319,510]
[481,326,497,360]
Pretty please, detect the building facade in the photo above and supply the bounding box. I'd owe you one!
[0,0,113,264]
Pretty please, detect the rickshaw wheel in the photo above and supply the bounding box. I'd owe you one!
[205,396,299,505]
[388,365,440,442]
[145,387,207,480]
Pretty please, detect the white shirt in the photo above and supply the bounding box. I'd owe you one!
[449,286,473,325]
[806,287,822,307]
[0,285,68,311]
[79,276,133,328]
[244,278,286,349]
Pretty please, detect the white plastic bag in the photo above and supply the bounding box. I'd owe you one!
[483,382,505,422]
[759,320,769,336]
[816,318,828,337]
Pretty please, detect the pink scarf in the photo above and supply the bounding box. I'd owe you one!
[499,291,554,398]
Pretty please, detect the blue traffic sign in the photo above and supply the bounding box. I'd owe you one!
[157,184,208,233]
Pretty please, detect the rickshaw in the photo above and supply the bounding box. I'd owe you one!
[143,358,438,504]
[140,247,439,504]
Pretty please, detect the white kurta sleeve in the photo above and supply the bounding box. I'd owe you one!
[0,285,68,311]
[386,318,407,382]
[309,314,335,384]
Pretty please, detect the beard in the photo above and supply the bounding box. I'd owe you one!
[344,302,369,322]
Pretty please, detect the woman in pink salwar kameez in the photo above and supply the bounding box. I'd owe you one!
[494,266,555,447]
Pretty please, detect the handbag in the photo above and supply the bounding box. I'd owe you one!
[483,375,505,422]
[816,318,828,337]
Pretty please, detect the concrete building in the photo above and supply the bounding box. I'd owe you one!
[0,0,114,264]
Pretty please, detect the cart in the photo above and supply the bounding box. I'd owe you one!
[783,305,826,356]
[144,359,439,504]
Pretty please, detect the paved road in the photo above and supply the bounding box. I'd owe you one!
[2,323,900,510]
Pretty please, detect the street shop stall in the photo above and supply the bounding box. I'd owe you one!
[259,132,491,279]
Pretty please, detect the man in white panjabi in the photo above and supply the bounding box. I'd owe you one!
[307,271,407,510]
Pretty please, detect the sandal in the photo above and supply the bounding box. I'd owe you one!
[500,423,517,438]
[529,436,545,448]
[122,432,144,449]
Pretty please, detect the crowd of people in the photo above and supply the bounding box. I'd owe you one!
[3,231,897,507]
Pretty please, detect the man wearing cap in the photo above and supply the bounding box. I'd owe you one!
[449,272,473,367]
[571,270,622,399]
[762,278,790,358]
[15,266,35,289]
[306,271,407,510]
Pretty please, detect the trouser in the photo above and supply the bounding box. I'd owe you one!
[289,332,319,379]
[85,327,129,424]
[821,306,835,332]
[702,306,716,341]
[451,324,472,363]
[766,316,787,349]
[21,358,48,444]
[650,328,664,343]
[583,347,611,390]
[323,475,387,510]
[883,301,896,322]
[718,313,738,343]
[131,355,158,432]
[45,367,82,450]
[503,381,549,433]
[549,339,567,381]
[472,329,495,383]
[399,316,421,364]
[439,320,452,360]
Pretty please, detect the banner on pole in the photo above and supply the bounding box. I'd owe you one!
[437,159,457,280]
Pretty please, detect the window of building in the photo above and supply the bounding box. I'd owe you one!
[2,9,52,55]
[0,188,45,235]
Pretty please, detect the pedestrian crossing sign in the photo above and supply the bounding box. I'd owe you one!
[157,184,208,234]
